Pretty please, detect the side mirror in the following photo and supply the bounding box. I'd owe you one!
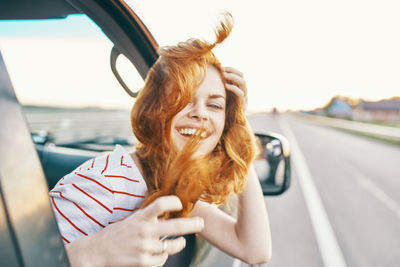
[254,133,291,195]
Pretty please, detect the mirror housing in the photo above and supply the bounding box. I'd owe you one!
[254,132,291,195]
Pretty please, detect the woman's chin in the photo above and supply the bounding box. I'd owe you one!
[172,134,218,157]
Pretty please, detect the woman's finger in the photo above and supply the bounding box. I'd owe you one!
[154,217,204,237]
[156,237,187,256]
[164,237,187,255]
[225,83,245,98]
[223,66,244,77]
[134,195,183,220]
[223,72,246,89]
[225,83,248,111]
[138,252,168,267]
[139,236,186,256]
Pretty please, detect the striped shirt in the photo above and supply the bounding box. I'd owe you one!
[49,145,148,244]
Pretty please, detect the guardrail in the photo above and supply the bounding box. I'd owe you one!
[295,113,400,142]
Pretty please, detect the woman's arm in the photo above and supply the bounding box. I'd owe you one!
[66,196,204,267]
[191,165,271,264]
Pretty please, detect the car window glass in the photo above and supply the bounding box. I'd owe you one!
[0,15,143,146]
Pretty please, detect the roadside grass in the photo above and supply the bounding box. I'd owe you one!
[366,121,400,128]
[323,115,400,128]
[331,127,400,147]
[295,113,400,147]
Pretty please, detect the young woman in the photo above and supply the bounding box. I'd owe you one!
[51,13,271,267]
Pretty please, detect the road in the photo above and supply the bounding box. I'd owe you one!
[236,112,400,267]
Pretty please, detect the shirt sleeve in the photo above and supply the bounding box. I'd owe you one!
[49,167,115,244]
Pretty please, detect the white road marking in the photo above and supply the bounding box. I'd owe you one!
[350,166,400,220]
[278,116,348,267]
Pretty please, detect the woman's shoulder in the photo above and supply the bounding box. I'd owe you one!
[50,145,148,226]
[52,145,145,189]
[100,145,148,222]
[73,145,139,175]
[102,145,144,180]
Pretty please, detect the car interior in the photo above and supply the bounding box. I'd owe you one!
[0,1,290,266]
[0,1,161,266]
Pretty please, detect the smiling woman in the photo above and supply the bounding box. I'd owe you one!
[49,11,271,266]
[131,14,255,219]
[0,1,292,266]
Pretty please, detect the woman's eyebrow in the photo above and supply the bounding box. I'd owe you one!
[208,94,226,100]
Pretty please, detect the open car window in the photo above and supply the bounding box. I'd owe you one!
[0,14,143,150]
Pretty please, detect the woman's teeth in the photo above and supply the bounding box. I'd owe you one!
[179,128,196,135]
[178,128,207,137]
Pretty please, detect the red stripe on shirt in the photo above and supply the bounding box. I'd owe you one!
[113,191,145,198]
[52,190,105,228]
[75,172,144,198]
[120,156,132,168]
[74,172,113,193]
[62,235,70,244]
[113,207,138,212]
[91,158,95,168]
[104,175,139,183]
[101,154,110,174]
[72,184,113,214]
[51,196,87,236]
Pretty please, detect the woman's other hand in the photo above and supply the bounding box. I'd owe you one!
[223,66,248,111]
[66,195,204,267]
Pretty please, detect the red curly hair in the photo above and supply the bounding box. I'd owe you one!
[131,12,255,218]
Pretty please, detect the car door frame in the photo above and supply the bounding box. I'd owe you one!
[0,0,159,266]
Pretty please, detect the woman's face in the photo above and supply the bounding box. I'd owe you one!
[171,66,226,156]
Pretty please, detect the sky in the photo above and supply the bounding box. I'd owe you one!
[1,0,400,111]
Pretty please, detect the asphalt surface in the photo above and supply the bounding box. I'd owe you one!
[238,113,400,267]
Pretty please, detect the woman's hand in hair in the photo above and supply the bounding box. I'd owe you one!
[223,66,248,111]
[66,196,204,267]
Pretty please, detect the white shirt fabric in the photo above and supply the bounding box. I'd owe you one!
[49,145,148,244]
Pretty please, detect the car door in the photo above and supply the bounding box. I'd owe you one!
[0,1,290,266]
[0,1,157,266]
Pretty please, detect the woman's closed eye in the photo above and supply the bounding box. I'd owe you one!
[208,103,224,110]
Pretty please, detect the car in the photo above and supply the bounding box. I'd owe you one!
[0,0,290,266]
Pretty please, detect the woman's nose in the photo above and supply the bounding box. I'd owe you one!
[188,103,208,120]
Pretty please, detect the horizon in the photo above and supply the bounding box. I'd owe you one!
[21,95,400,114]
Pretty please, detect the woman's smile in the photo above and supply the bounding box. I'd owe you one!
[175,126,209,138]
